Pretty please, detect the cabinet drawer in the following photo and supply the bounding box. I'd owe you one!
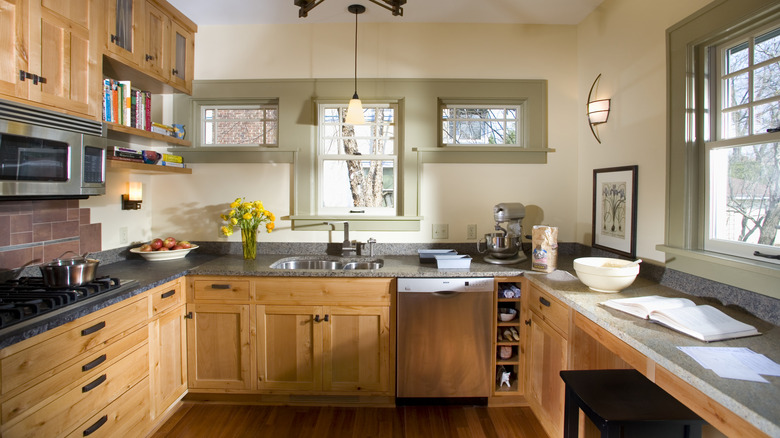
[529,285,569,336]
[0,297,148,396]
[3,343,148,438]
[152,280,183,316]
[192,278,251,301]
[255,278,392,305]
[1,326,147,425]
[66,376,151,438]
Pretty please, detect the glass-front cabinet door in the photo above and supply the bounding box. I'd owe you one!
[107,0,142,66]
[169,20,193,93]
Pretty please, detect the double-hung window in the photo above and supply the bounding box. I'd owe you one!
[705,22,780,264]
[317,103,397,216]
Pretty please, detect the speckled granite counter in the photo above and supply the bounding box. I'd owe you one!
[525,261,780,438]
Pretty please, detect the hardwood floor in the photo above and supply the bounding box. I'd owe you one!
[151,402,549,438]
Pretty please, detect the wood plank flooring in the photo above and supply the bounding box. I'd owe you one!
[151,403,549,438]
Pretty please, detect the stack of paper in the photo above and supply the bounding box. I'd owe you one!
[678,346,780,382]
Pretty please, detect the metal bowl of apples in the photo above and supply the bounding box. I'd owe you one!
[130,237,197,261]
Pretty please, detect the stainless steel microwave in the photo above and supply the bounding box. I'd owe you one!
[0,99,106,199]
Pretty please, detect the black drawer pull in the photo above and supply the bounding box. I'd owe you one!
[82,374,107,393]
[539,297,551,307]
[82,354,107,372]
[83,415,108,436]
[161,290,176,299]
[81,321,106,336]
[210,284,231,289]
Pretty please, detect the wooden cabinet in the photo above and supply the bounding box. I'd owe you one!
[0,0,99,118]
[0,294,150,437]
[106,0,142,66]
[148,278,187,420]
[524,282,570,438]
[168,19,193,94]
[492,277,525,399]
[142,0,168,80]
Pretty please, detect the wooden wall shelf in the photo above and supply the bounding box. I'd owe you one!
[106,123,192,147]
[107,159,192,174]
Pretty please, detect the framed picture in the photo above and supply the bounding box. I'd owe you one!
[592,165,638,258]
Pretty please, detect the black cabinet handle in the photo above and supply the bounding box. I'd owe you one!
[314,314,320,323]
[83,415,108,436]
[524,319,531,326]
[37,75,46,84]
[184,312,193,319]
[324,314,329,322]
[161,290,176,299]
[172,68,179,75]
[110,34,119,43]
[82,354,107,372]
[210,284,231,289]
[145,54,154,61]
[81,321,106,336]
[82,374,107,393]
[539,297,551,307]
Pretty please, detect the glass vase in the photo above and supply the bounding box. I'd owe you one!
[241,226,258,260]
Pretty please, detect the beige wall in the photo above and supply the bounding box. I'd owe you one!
[90,1,719,260]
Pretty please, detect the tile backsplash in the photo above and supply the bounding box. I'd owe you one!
[0,200,101,269]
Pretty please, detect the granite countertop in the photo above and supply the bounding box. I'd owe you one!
[526,258,780,438]
[1,251,777,436]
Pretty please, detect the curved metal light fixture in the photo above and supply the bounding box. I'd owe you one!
[345,4,366,125]
[587,74,611,144]
[295,0,405,17]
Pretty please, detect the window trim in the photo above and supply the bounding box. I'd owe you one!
[662,0,780,299]
[200,103,279,147]
[438,99,525,147]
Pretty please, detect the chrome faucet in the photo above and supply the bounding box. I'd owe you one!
[326,221,357,257]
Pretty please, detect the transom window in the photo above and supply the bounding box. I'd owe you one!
[705,22,780,264]
[317,103,397,215]
[440,103,522,146]
[201,104,278,146]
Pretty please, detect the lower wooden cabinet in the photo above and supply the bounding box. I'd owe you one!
[150,303,187,417]
[186,303,252,390]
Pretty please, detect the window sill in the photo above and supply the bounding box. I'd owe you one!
[168,147,296,163]
[414,147,555,164]
[656,244,780,299]
[291,215,423,232]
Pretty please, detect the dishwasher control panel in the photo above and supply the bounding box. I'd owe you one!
[397,277,494,293]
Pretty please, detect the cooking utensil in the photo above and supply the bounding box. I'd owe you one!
[0,259,40,282]
[39,251,99,288]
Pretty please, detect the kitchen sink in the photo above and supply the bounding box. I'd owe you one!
[271,258,384,270]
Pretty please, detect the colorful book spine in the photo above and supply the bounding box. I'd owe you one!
[158,161,186,168]
[162,154,183,163]
[144,92,152,131]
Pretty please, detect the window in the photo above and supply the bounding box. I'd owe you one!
[317,102,397,216]
[201,104,278,147]
[705,23,780,264]
[440,102,523,146]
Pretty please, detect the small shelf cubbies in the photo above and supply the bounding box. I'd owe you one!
[493,277,524,396]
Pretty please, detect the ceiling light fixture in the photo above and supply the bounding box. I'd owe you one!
[587,74,611,144]
[345,4,366,125]
[295,0,405,17]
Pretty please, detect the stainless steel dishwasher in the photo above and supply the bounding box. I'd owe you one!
[396,277,493,404]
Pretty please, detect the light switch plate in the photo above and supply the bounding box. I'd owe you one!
[432,224,448,239]
[467,224,477,240]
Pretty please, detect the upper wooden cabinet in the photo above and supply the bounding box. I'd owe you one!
[104,0,197,95]
[0,0,100,118]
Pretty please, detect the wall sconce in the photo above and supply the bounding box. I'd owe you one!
[587,74,611,144]
[122,181,143,210]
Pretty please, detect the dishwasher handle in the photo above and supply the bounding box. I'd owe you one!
[432,290,460,297]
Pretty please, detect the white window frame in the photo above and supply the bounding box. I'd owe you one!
[703,21,780,265]
[316,101,398,216]
[440,102,523,146]
[200,102,279,147]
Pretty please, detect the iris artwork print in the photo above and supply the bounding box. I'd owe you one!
[601,182,627,238]
[592,166,637,258]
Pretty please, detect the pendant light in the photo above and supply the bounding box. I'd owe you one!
[345,4,366,125]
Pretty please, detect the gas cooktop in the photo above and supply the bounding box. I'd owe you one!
[0,276,138,330]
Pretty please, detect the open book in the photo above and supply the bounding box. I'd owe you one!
[602,295,759,342]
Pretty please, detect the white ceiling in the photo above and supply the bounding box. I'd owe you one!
[167,0,605,26]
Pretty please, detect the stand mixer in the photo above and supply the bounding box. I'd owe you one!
[477,203,528,264]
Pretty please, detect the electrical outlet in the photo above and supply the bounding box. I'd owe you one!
[467,224,477,240]
[432,224,448,239]
[119,227,128,244]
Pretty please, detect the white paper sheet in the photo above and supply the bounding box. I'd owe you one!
[677,346,778,382]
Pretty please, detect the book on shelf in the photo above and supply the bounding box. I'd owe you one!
[102,80,153,132]
[162,153,182,163]
[601,295,759,342]
[107,155,144,163]
[158,161,186,168]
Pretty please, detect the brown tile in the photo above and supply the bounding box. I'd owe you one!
[10,232,32,245]
[10,214,32,233]
[67,208,80,221]
[52,221,80,240]
[43,240,80,261]
[33,245,44,263]
[0,216,9,247]
[32,200,68,224]
[33,223,52,242]
[80,223,102,254]
[0,200,31,215]
[68,199,80,209]
[79,208,90,225]
[0,248,36,270]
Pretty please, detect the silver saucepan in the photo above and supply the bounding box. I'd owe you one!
[39,252,99,288]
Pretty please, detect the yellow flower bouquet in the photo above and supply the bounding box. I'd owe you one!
[220,198,275,260]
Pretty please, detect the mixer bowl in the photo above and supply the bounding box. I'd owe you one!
[481,233,520,259]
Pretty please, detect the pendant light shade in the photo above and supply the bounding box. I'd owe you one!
[346,4,365,125]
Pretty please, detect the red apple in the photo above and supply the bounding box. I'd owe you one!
[158,246,169,251]
[178,241,192,249]
[150,238,163,250]
[163,237,177,249]
[139,243,153,252]
[173,244,185,250]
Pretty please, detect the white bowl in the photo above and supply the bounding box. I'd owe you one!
[130,244,198,261]
[498,308,517,321]
[573,257,639,293]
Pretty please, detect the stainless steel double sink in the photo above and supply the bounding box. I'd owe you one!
[270,257,384,271]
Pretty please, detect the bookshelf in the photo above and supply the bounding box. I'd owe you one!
[105,122,191,148]
[107,159,192,174]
